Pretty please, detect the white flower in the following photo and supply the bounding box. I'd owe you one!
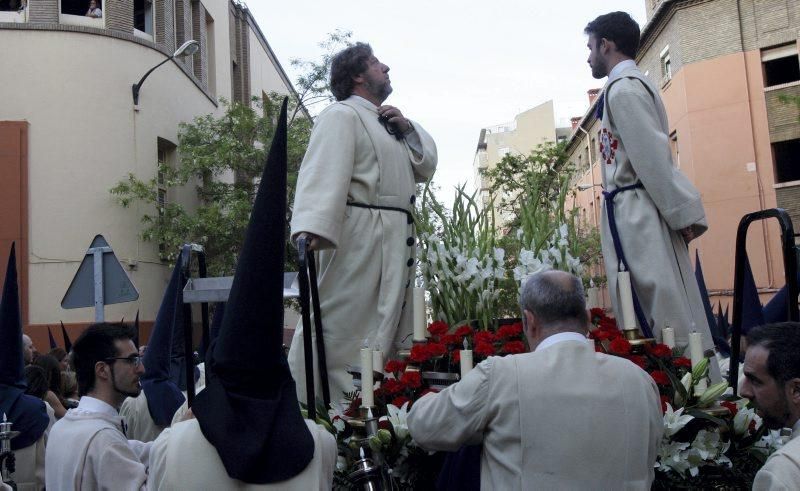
[656,440,691,475]
[493,247,505,265]
[548,246,562,265]
[755,430,786,454]
[519,249,535,267]
[691,429,729,460]
[381,402,410,440]
[663,403,694,437]
[733,406,762,435]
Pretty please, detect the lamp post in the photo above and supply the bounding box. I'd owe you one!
[132,40,200,105]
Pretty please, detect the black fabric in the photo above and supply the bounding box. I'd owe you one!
[192,98,314,484]
[60,321,72,352]
[437,445,482,491]
[48,326,57,349]
[0,243,49,450]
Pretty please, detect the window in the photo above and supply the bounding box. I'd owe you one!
[156,139,176,259]
[0,0,25,12]
[660,46,672,82]
[762,44,800,87]
[773,138,800,183]
[61,0,96,16]
[134,0,153,35]
[205,11,216,93]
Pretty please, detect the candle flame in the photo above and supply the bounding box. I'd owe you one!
[2,413,6,423]
[463,338,469,350]
[360,447,366,459]
[367,407,373,419]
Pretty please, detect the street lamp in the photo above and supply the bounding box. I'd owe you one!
[132,40,200,105]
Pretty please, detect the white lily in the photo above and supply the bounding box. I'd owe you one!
[381,402,411,441]
[663,403,694,437]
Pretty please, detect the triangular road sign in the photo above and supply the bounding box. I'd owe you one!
[61,235,139,310]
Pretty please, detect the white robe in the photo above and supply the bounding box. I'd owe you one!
[288,95,437,404]
[148,418,336,490]
[9,401,53,491]
[600,62,716,359]
[408,340,663,490]
[753,420,800,490]
[45,398,149,491]
[119,392,165,443]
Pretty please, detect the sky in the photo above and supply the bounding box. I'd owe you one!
[249,0,648,198]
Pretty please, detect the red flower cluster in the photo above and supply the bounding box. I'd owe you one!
[454,325,474,337]
[721,401,738,417]
[660,394,671,413]
[646,343,673,358]
[672,357,692,369]
[609,337,632,355]
[441,334,462,346]
[500,341,526,354]
[626,354,648,369]
[428,321,449,337]
[650,370,670,386]
[383,378,405,395]
[385,360,407,374]
[409,344,431,363]
[401,371,422,389]
[475,341,496,357]
[474,331,495,345]
[427,342,447,358]
[392,395,411,408]
[497,322,523,339]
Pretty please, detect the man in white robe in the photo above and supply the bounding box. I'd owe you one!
[45,323,149,491]
[289,42,437,404]
[408,271,663,490]
[740,324,800,490]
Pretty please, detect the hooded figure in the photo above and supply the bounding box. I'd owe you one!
[192,97,315,483]
[47,326,58,350]
[0,243,50,453]
[133,310,140,349]
[139,262,187,426]
[60,321,72,353]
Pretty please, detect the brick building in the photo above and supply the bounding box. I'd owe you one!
[0,0,299,347]
[567,0,800,309]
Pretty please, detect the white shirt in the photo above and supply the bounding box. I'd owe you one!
[75,395,118,418]
[535,331,591,352]
[608,59,637,80]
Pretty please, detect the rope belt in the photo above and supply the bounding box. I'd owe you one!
[347,201,414,224]
[602,183,654,339]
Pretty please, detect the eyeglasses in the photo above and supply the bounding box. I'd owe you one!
[104,356,142,367]
[378,115,405,141]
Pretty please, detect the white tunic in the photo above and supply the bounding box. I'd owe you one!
[288,95,437,404]
[408,338,663,490]
[10,402,53,491]
[119,392,165,443]
[44,396,149,491]
[600,61,716,358]
[752,420,800,490]
[148,418,336,490]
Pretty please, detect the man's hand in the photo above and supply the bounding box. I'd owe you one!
[295,232,320,251]
[378,105,413,135]
[680,226,696,243]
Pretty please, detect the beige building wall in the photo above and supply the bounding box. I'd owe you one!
[0,0,298,348]
[568,0,800,311]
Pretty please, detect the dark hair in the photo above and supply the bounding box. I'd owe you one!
[72,323,136,396]
[746,323,800,385]
[24,365,49,400]
[584,11,640,59]
[34,354,63,397]
[329,42,373,101]
[520,270,588,330]
[49,347,67,363]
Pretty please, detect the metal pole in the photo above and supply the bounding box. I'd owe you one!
[91,248,106,322]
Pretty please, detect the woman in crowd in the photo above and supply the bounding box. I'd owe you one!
[33,354,68,419]
[48,347,70,372]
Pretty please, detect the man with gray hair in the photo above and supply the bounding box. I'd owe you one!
[407,270,663,489]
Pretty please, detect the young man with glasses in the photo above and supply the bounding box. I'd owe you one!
[45,323,150,490]
[289,42,437,405]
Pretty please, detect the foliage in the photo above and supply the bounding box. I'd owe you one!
[289,29,353,120]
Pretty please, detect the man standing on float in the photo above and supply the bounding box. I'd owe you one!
[585,12,717,369]
[289,42,437,404]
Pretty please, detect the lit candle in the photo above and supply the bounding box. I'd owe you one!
[360,348,374,407]
[460,338,473,378]
[617,268,637,330]
[689,331,707,393]
[413,287,427,341]
[587,279,599,309]
[662,326,675,349]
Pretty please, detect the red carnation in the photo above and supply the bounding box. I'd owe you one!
[590,328,612,341]
[401,371,422,389]
[383,378,405,395]
[441,334,462,346]
[452,350,461,363]
[384,360,407,374]
[454,325,474,337]
[428,321,449,337]
[672,357,692,369]
[650,370,670,386]
[427,342,447,358]
[391,396,411,408]
[627,355,648,369]
[721,401,738,417]
[648,343,673,358]
[590,307,605,320]
[474,331,495,344]
[410,344,432,363]
[501,341,526,354]
[598,317,618,331]
[475,341,496,357]
[609,337,632,355]
[660,394,671,413]
[497,322,523,339]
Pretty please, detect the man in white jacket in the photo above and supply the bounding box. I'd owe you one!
[45,323,149,491]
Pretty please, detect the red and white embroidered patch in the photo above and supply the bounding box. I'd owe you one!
[598,128,619,165]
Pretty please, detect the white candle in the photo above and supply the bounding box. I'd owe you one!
[372,349,383,376]
[617,270,637,330]
[360,348,374,407]
[662,327,675,348]
[413,287,427,341]
[460,338,473,379]
[587,287,599,309]
[689,331,707,393]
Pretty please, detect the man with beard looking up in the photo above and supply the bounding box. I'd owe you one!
[289,42,437,404]
[45,323,150,490]
[742,323,800,489]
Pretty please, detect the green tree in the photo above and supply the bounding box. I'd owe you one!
[110,32,353,276]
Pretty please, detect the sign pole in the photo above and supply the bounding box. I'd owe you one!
[89,246,112,322]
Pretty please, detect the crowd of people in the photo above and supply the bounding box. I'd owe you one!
[3,9,800,491]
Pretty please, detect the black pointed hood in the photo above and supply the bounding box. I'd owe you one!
[0,243,49,450]
[133,310,140,348]
[193,98,314,484]
[48,326,57,350]
[60,321,72,353]
[140,261,186,426]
